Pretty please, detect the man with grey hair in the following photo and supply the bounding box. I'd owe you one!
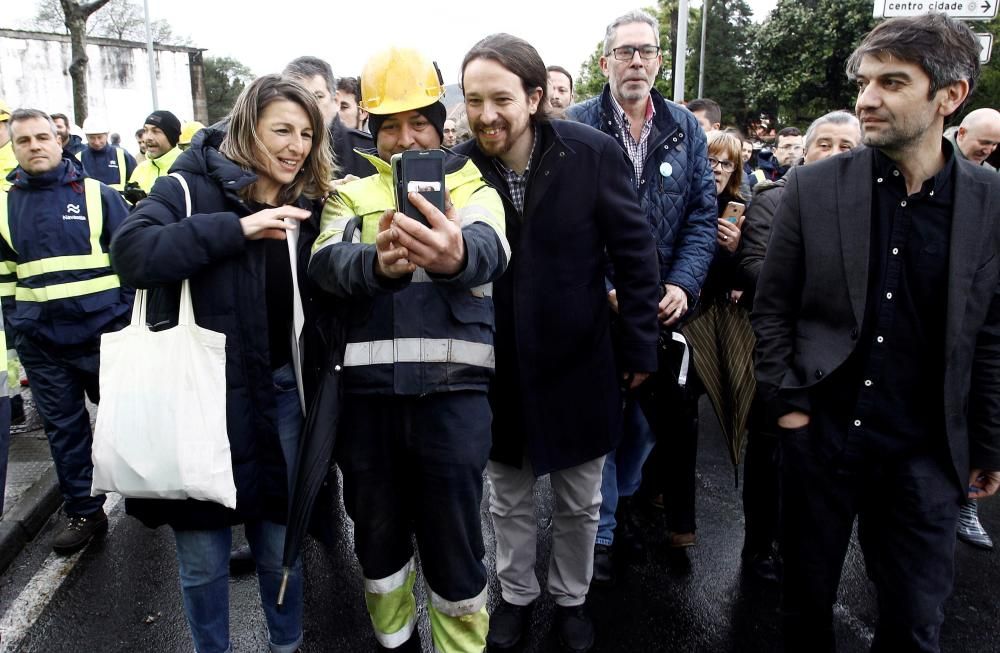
[753,14,1000,650]
[282,56,375,178]
[737,109,860,582]
[3,108,131,555]
[946,107,1000,170]
[568,8,716,586]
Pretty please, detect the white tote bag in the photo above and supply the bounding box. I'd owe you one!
[91,173,236,508]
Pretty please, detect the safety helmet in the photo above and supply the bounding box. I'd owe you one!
[360,47,444,116]
[82,117,108,134]
[179,120,205,146]
[0,99,10,122]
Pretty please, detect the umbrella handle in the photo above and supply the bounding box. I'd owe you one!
[277,568,290,608]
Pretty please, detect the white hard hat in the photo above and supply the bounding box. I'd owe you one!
[82,117,108,135]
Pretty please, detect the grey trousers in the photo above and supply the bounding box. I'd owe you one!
[487,455,605,607]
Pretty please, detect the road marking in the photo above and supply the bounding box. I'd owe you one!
[0,493,123,653]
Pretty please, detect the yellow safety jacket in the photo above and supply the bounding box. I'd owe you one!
[129,146,182,193]
[0,142,16,192]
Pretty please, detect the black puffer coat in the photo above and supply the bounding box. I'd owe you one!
[110,127,324,530]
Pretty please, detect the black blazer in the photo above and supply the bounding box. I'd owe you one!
[752,146,1000,488]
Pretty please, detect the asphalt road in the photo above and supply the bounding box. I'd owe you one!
[0,399,998,652]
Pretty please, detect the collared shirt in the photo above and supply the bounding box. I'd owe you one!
[494,131,538,214]
[814,140,955,464]
[608,92,655,186]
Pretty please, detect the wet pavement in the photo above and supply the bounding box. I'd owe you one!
[0,398,998,652]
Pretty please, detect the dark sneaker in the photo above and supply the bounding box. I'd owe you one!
[52,509,108,555]
[229,544,256,574]
[741,550,781,583]
[487,599,533,650]
[957,500,994,550]
[591,544,615,587]
[555,604,595,653]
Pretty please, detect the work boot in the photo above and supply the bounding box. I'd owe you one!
[554,604,595,653]
[52,508,108,555]
[957,500,994,550]
[486,599,533,650]
[591,543,615,587]
[230,544,256,574]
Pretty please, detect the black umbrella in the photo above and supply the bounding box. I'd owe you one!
[277,216,360,607]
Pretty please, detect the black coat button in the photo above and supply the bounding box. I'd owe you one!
[815,369,824,379]
[850,328,859,340]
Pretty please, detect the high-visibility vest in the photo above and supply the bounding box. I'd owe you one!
[0,178,119,304]
[77,146,128,190]
[129,146,182,193]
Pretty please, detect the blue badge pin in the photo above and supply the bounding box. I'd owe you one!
[660,162,673,177]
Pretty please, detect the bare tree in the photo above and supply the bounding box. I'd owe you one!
[60,0,112,126]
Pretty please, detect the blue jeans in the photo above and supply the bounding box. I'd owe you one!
[174,520,303,653]
[272,363,302,491]
[596,398,655,546]
[173,366,304,653]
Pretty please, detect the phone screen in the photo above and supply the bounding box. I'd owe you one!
[393,150,446,226]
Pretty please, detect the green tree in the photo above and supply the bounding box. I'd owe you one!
[685,0,754,127]
[744,0,876,127]
[204,56,254,124]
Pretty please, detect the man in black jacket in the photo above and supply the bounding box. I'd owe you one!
[738,109,860,581]
[753,15,1000,651]
[455,34,659,653]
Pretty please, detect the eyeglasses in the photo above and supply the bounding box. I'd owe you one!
[708,157,735,172]
[610,45,661,61]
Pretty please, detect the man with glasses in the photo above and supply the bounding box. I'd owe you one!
[751,126,803,186]
[568,9,716,587]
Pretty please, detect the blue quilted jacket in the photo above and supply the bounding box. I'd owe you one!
[568,87,716,303]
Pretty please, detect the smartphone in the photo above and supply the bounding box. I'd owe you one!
[391,149,446,226]
[722,201,746,223]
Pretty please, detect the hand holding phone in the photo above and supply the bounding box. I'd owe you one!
[721,201,745,224]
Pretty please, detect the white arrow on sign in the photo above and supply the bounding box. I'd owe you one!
[873,0,998,20]
[978,32,994,64]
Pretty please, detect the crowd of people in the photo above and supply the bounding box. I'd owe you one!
[1,8,1000,653]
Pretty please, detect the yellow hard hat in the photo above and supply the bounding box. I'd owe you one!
[360,47,444,116]
[179,120,205,145]
[0,99,10,122]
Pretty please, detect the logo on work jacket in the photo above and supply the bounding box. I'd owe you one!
[63,203,86,221]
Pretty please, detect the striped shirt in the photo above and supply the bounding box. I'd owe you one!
[494,132,538,214]
[609,93,656,186]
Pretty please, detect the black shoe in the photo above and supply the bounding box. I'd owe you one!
[592,543,615,587]
[742,551,780,583]
[487,599,533,650]
[9,394,23,425]
[555,604,594,653]
[52,509,108,555]
[229,544,256,574]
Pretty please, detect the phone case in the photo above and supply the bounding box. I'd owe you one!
[393,149,446,226]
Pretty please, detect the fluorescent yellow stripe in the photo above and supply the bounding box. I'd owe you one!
[84,178,103,256]
[0,260,14,275]
[0,190,13,253]
[15,274,119,302]
[0,281,14,297]
[114,148,127,189]
[17,253,110,278]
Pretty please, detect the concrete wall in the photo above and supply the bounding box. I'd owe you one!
[0,30,205,155]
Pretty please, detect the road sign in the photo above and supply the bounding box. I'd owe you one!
[978,32,995,63]
[873,0,999,20]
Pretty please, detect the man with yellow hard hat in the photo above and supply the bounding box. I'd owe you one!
[309,46,509,653]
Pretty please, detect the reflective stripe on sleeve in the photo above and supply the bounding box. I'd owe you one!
[15,274,120,302]
[17,253,111,278]
[344,338,494,368]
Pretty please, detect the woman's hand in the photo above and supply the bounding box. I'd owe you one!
[240,206,312,241]
[717,217,743,254]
